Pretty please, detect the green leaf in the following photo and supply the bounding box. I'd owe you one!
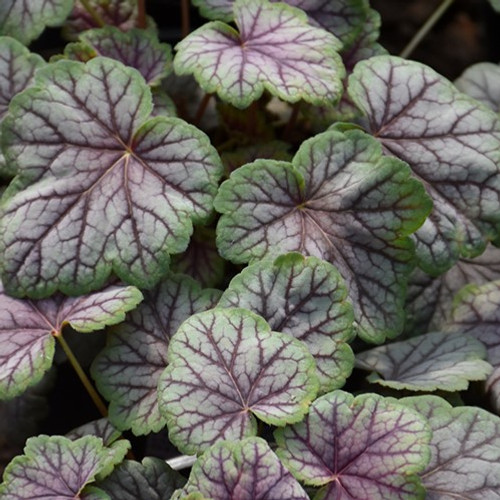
[91,273,220,435]
[158,308,318,454]
[349,55,500,275]
[174,0,345,109]
[356,331,492,391]
[218,252,355,392]
[0,57,223,298]
[401,395,500,499]
[275,391,430,499]
[215,128,432,342]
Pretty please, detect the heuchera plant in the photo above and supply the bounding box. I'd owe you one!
[2,0,500,498]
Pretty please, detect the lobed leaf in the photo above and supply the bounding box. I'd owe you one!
[66,419,122,447]
[174,0,345,108]
[158,308,318,454]
[218,252,355,391]
[0,57,223,298]
[91,273,220,435]
[455,62,500,113]
[356,331,492,391]
[349,55,500,275]
[172,437,309,500]
[215,128,432,342]
[275,390,430,500]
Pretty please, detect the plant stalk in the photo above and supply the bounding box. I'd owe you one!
[194,93,213,126]
[181,0,190,38]
[137,0,147,29]
[399,0,455,59]
[79,0,106,27]
[55,332,108,418]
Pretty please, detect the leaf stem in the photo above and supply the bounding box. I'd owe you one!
[137,0,147,29]
[79,0,106,27]
[55,332,108,418]
[181,0,190,38]
[399,0,455,59]
[193,93,213,126]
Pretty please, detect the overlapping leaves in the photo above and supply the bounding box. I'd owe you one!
[215,128,431,342]
[0,57,222,298]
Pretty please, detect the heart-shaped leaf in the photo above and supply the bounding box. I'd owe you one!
[0,37,45,177]
[91,273,220,435]
[349,55,500,275]
[0,57,223,298]
[275,390,430,500]
[401,395,500,500]
[158,308,318,454]
[356,331,492,391]
[0,282,142,399]
[172,437,309,500]
[0,0,74,44]
[174,0,345,109]
[60,27,172,86]
[215,128,432,342]
[218,252,355,391]
[0,435,128,500]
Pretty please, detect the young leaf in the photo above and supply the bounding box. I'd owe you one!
[61,27,172,86]
[0,37,45,177]
[349,55,500,275]
[92,458,186,500]
[158,308,318,454]
[275,391,430,500]
[0,0,74,45]
[356,331,492,391]
[91,273,220,435]
[0,57,223,298]
[218,252,355,391]
[455,62,500,113]
[215,128,432,342]
[172,437,309,500]
[0,283,142,399]
[0,435,128,500]
[401,395,500,499]
[174,0,345,109]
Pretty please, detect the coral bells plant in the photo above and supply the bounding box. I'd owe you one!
[2,0,500,498]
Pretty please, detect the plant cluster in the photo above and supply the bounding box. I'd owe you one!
[1,0,500,499]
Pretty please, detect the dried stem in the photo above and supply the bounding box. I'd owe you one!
[79,0,106,27]
[399,0,456,59]
[181,0,190,38]
[193,93,213,126]
[137,0,147,29]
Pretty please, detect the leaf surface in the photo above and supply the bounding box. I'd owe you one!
[0,57,222,298]
[172,437,309,500]
[158,308,318,454]
[66,419,121,447]
[174,0,345,108]
[0,283,142,399]
[356,331,492,391]
[91,273,220,434]
[349,55,500,274]
[215,129,431,342]
[401,395,500,500]
[218,252,354,391]
[0,0,74,44]
[455,62,500,113]
[275,390,430,500]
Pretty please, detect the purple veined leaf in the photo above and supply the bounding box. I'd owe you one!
[91,273,220,435]
[218,252,355,392]
[66,419,121,447]
[355,331,492,392]
[151,88,177,117]
[172,437,309,500]
[400,395,500,500]
[405,243,500,335]
[0,37,45,177]
[91,458,186,500]
[444,280,500,413]
[0,0,74,44]
[158,308,318,454]
[62,27,172,86]
[0,57,223,298]
[455,62,500,113]
[215,128,432,343]
[174,0,345,109]
[0,435,129,500]
[0,282,142,399]
[275,390,430,500]
[348,55,500,275]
